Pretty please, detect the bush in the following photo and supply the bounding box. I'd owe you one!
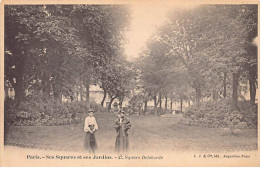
[89,100,107,113]
[180,99,257,129]
[4,94,107,126]
[128,94,144,115]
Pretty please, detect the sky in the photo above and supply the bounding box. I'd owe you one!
[124,3,198,61]
[124,4,173,61]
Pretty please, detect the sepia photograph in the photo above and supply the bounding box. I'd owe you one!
[0,0,259,167]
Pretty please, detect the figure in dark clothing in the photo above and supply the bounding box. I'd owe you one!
[115,110,131,153]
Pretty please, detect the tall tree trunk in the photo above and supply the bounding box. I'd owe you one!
[195,87,201,106]
[14,73,25,102]
[249,78,256,104]
[153,95,158,115]
[249,69,257,104]
[170,98,173,110]
[144,100,147,114]
[74,85,78,101]
[13,55,26,102]
[108,96,116,113]
[158,93,162,116]
[52,75,62,102]
[101,90,107,107]
[223,72,227,98]
[119,96,124,110]
[4,80,9,100]
[53,89,62,101]
[76,91,79,101]
[85,80,90,108]
[80,81,83,101]
[70,95,74,102]
[165,97,168,110]
[180,97,183,112]
[159,94,162,109]
[232,72,239,110]
[42,72,50,96]
[53,82,62,101]
[153,95,157,110]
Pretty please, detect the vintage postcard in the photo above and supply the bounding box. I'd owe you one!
[0,0,259,167]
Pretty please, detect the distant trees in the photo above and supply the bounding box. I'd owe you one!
[138,5,257,112]
[98,58,137,112]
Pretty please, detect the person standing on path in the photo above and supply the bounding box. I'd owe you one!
[114,110,132,153]
[83,109,98,154]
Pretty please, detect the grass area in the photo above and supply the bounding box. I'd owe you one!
[4,113,257,153]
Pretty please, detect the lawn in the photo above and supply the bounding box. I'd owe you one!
[4,113,257,153]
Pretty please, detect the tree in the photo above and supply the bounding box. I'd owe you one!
[138,38,187,115]
[5,6,47,101]
[99,58,136,112]
[5,5,130,106]
[158,5,257,109]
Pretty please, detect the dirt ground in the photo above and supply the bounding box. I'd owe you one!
[4,113,257,153]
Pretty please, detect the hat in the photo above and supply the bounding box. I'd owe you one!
[88,109,94,113]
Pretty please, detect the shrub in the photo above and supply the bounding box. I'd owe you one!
[4,93,107,126]
[180,99,257,129]
[89,100,107,113]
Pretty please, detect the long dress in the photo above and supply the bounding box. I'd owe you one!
[83,125,97,153]
[83,116,98,153]
[115,117,131,153]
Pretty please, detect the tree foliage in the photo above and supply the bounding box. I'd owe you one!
[137,5,257,113]
[5,5,131,107]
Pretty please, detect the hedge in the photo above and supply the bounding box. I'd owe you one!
[4,94,107,126]
[180,99,257,129]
